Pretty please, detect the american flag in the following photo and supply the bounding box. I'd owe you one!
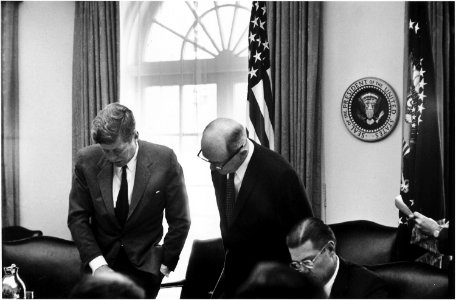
[246,1,274,150]
[399,2,447,267]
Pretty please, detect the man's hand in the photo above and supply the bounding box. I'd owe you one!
[412,211,441,236]
[93,264,115,276]
[160,264,170,277]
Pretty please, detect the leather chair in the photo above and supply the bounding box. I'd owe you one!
[367,261,449,298]
[159,220,450,298]
[2,226,43,242]
[329,220,398,265]
[2,236,83,299]
[159,220,409,298]
[161,238,225,299]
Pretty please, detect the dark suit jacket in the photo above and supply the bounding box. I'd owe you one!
[331,257,389,298]
[211,141,313,296]
[68,140,191,274]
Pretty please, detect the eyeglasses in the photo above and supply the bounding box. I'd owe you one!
[289,242,330,272]
[197,143,245,171]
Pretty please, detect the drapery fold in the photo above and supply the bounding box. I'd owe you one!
[427,2,454,220]
[72,1,120,164]
[1,1,21,226]
[267,2,323,218]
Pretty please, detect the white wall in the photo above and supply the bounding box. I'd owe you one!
[322,2,405,226]
[14,1,406,239]
[18,1,75,239]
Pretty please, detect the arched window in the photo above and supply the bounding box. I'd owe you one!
[120,1,250,287]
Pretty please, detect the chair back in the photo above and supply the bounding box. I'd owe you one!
[180,238,225,299]
[367,261,449,298]
[330,220,398,265]
[2,236,82,299]
[2,226,43,242]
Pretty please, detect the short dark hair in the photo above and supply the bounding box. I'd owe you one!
[235,262,325,299]
[91,103,136,144]
[287,217,336,250]
[69,273,145,299]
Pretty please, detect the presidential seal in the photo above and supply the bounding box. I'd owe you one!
[341,77,399,142]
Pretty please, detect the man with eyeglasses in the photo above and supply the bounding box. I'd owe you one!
[287,217,388,298]
[199,118,313,298]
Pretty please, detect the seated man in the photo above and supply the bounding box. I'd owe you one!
[69,271,145,299]
[287,217,388,298]
[235,261,325,299]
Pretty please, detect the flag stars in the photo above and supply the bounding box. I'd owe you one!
[418,103,425,113]
[259,20,265,30]
[261,5,266,15]
[409,19,415,29]
[409,19,420,34]
[249,32,256,43]
[419,68,426,76]
[251,17,259,28]
[253,51,262,62]
[417,115,423,125]
[249,67,258,79]
[418,91,426,101]
[419,79,427,89]
[256,38,262,47]
[254,1,259,11]
[262,41,269,50]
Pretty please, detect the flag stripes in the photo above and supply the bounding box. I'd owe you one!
[247,1,274,150]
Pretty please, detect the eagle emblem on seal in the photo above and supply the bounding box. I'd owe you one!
[356,92,385,125]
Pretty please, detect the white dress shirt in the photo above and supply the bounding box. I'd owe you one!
[233,139,254,199]
[112,141,138,206]
[324,254,340,297]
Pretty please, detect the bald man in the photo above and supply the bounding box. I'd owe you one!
[199,118,313,297]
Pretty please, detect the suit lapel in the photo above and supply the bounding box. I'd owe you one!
[212,171,228,231]
[97,157,116,220]
[128,141,154,219]
[230,141,260,227]
[331,257,349,298]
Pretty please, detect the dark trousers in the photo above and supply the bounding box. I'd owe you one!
[114,247,163,299]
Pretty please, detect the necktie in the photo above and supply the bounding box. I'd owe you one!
[225,173,235,227]
[115,166,129,226]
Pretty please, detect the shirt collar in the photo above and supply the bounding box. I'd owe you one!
[234,139,254,179]
[324,254,339,297]
[115,139,139,173]
[127,139,139,171]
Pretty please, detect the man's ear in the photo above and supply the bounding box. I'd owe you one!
[135,131,139,139]
[327,240,336,253]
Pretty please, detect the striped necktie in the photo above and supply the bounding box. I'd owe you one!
[225,173,235,227]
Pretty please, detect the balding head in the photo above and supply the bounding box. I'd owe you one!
[200,118,248,174]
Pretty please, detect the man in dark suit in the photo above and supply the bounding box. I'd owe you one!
[287,217,388,298]
[199,118,313,297]
[68,103,191,298]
